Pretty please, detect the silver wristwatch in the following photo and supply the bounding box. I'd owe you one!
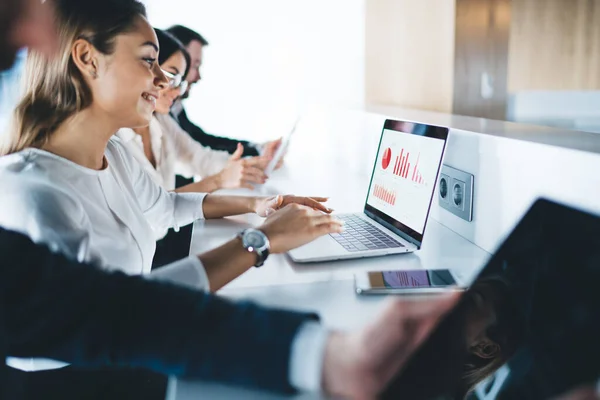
[238,229,270,268]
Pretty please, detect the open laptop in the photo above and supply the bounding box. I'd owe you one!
[289,119,449,263]
[381,198,600,399]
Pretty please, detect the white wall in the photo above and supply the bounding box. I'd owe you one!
[144,0,365,143]
[508,91,600,134]
[366,105,600,254]
[436,131,600,252]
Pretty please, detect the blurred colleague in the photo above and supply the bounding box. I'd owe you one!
[1,227,460,400]
[167,24,283,160]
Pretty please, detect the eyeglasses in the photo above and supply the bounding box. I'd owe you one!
[161,69,189,95]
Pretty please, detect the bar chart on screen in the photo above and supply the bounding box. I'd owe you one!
[373,184,397,205]
[392,150,427,186]
[369,128,446,234]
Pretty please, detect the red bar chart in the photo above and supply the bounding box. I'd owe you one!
[411,153,425,185]
[391,149,426,186]
[373,184,397,206]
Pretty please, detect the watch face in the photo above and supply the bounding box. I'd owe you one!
[245,231,266,249]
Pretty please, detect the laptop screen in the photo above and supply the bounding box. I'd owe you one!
[381,199,600,399]
[364,119,448,247]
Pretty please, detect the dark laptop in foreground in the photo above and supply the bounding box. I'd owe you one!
[382,198,600,400]
[289,119,449,263]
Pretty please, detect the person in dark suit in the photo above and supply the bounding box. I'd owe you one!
[166,24,283,159]
[0,1,459,399]
[0,228,318,398]
[0,226,459,399]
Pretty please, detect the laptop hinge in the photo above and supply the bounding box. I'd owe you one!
[365,211,422,250]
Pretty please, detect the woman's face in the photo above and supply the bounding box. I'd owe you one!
[155,51,187,114]
[88,16,168,129]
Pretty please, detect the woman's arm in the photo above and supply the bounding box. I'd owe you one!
[173,175,222,194]
[159,113,230,178]
[196,203,342,291]
[173,143,269,193]
[201,194,332,219]
[201,195,258,219]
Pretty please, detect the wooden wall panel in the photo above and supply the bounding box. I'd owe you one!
[508,0,600,91]
[453,0,511,120]
[365,0,456,113]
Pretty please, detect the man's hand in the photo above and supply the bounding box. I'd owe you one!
[322,295,460,399]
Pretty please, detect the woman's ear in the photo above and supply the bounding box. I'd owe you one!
[71,38,98,79]
[470,338,500,359]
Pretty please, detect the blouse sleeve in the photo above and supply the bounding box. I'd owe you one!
[108,138,208,235]
[158,114,231,178]
[0,171,105,268]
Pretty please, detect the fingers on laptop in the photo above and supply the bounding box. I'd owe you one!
[282,195,333,213]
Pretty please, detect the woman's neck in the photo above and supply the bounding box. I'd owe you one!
[42,108,118,170]
[133,124,157,168]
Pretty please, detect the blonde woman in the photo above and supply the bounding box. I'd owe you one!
[0,0,341,380]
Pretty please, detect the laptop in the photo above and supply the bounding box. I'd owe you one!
[289,119,449,263]
[381,198,600,399]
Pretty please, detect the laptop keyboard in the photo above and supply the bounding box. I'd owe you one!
[329,214,405,252]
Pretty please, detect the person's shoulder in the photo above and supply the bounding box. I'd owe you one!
[107,135,135,165]
[0,160,85,236]
[155,113,181,132]
[0,162,81,211]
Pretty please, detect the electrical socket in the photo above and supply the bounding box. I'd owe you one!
[439,165,473,221]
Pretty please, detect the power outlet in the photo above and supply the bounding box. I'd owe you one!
[438,165,474,221]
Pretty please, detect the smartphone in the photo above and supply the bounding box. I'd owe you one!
[354,269,465,295]
[263,119,299,175]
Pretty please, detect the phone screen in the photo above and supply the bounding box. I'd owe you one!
[368,269,456,289]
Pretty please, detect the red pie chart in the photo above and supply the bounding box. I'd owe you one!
[382,148,392,170]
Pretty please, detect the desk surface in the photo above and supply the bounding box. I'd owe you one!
[171,110,490,399]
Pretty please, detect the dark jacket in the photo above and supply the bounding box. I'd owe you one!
[0,228,317,397]
[172,105,260,157]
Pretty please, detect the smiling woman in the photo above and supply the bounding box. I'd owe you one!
[0,0,339,393]
[2,0,162,157]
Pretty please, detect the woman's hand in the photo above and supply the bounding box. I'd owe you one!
[217,144,269,189]
[262,138,285,170]
[254,195,332,217]
[259,204,343,253]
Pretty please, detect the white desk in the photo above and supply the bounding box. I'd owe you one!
[170,110,490,399]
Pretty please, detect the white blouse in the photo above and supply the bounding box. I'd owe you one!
[116,114,230,192]
[0,136,211,372]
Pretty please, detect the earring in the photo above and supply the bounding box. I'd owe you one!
[90,71,98,79]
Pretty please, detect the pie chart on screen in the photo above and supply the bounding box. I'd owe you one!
[382,148,392,170]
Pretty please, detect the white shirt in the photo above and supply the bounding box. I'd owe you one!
[116,114,230,192]
[0,137,211,372]
[0,136,327,391]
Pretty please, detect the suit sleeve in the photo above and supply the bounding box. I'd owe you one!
[176,108,261,157]
[0,228,318,393]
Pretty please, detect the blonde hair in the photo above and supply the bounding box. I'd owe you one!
[1,0,147,155]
